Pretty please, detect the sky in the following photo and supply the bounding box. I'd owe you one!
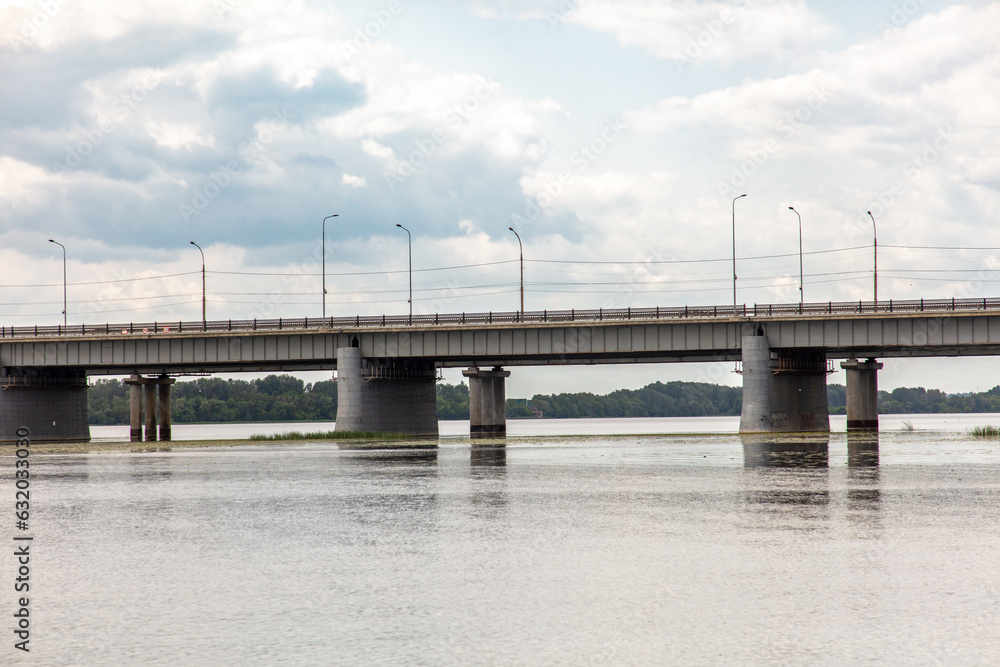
[2,0,1000,397]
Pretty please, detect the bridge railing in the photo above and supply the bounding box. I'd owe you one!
[3,297,1000,339]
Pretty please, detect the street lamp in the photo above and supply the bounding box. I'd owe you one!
[190,241,206,324]
[395,224,412,322]
[48,239,67,327]
[509,227,524,318]
[868,211,878,304]
[789,206,803,304]
[732,193,747,309]
[322,213,338,319]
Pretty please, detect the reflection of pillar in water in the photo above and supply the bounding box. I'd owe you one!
[847,431,880,468]
[471,444,506,468]
[847,432,881,511]
[741,434,830,468]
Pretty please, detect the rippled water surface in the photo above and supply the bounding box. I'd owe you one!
[4,425,1000,665]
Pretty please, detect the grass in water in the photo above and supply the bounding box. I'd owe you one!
[249,430,409,442]
[968,425,1000,438]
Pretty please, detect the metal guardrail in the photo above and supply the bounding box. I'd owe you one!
[1,297,998,339]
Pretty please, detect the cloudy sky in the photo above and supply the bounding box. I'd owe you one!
[2,0,999,396]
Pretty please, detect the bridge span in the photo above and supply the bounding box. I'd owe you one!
[2,297,999,442]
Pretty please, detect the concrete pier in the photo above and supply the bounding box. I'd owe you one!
[126,375,144,442]
[144,379,157,442]
[841,358,883,431]
[158,376,175,441]
[463,366,510,438]
[0,368,90,443]
[739,333,830,433]
[335,347,439,436]
[124,375,175,442]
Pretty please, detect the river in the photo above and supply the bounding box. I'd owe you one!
[3,416,999,665]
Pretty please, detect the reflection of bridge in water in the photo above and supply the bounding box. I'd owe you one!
[3,297,1000,443]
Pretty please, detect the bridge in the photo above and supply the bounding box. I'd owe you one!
[3,296,1000,442]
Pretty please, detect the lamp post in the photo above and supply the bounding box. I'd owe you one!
[395,224,412,322]
[868,211,878,304]
[732,193,747,309]
[509,227,524,318]
[190,241,206,324]
[48,239,67,327]
[789,206,803,304]
[322,213,338,319]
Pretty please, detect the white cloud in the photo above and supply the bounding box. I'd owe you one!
[341,173,366,188]
[566,0,837,64]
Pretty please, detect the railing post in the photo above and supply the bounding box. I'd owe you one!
[684,305,688,317]
[920,298,924,311]
[889,299,893,313]
[228,319,232,331]
[543,310,547,322]
[279,318,283,330]
[952,297,955,310]
[573,308,576,321]
[599,308,603,321]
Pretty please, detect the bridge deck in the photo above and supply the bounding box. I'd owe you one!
[3,297,1000,375]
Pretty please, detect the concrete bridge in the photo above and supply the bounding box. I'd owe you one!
[3,296,1000,442]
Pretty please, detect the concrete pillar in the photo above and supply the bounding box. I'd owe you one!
[840,358,883,431]
[0,368,90,443]
[157,376,175,441]
[739,333,830,433]
[125,376,144,442]
[144,381,157,442]
[334,347,439,436]
[463,366,511,438]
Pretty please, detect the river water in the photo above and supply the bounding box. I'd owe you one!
[4,417,1000,665]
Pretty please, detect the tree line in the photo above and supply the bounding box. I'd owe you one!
[87,375,1000,425]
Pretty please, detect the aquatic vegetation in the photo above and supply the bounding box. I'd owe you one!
[249,430,408,441]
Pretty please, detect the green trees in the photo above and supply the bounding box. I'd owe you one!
[437,382,470,420]
[87,375,339,425]
[87,375,1000,424]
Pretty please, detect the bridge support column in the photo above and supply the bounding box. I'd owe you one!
[124,375,145,442]
[144,381,157,442]
[463,366,511,438]
[334,347,439,437]
[840,358,883,431]
[157,376,175,441]
[739,334,830,433]
[0,368,90,443]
